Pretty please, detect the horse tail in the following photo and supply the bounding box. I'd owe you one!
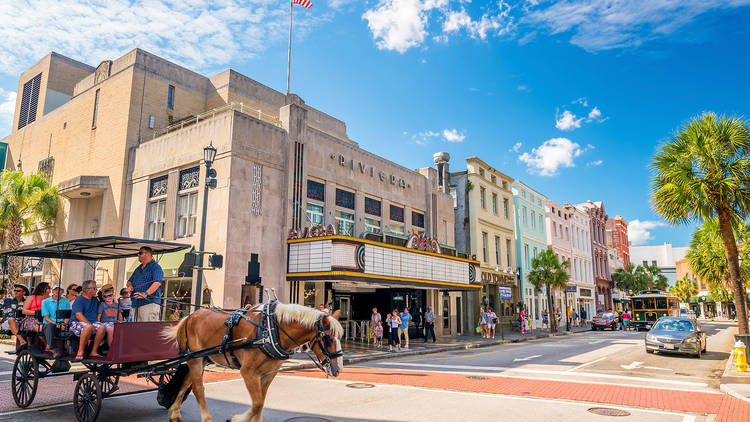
[162,314,190,352]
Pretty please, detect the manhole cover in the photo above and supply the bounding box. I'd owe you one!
[284,418,332,422]
[587,408,631,417]
[346,382,375,389]
[467,376,489,380]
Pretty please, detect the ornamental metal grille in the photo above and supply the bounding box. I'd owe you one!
[306,180,325,202]
[250,163,262,216]
[22,258,44,273]
[149,175,168,198]
[412,211,424,228]
[38,157,54,181]
[179,166,200,190]
[390,205,404,223]
[335,188,355,210]
[365,197,381,217]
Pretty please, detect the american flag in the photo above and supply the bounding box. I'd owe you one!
[293,0,312,8]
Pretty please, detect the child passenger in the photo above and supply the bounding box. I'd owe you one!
[97,284,122,349]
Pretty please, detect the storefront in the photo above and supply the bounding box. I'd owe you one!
[287,234,480,339]
[478,268,519,331]
[578,286,594,319]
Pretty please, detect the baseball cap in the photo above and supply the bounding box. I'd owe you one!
[51,283,64,291]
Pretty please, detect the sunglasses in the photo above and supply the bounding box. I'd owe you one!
[104,294,114,298]
[138,251,149,255]
[14,289,24,293]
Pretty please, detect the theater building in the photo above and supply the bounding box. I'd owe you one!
[2,49,477,335]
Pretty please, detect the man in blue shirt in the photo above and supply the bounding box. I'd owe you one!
[127,246,164,322]
[70,280,107,360]
[399,307,412,349]
[41,284,71,356]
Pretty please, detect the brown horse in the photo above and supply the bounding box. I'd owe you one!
[162,302,343,422]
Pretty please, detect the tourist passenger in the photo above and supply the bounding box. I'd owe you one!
[1,284,28,346]
[127,246,164,322]
[66,284,81,307]
[399,307,411,348]
[386,309,402,352]
[97,284,122,349]
[423,305,436,343]
[21,282,50,334]
[70,280,107,360]
[119,288,132,322]
[41,284,71,357]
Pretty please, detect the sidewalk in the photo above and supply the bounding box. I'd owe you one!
[721,345,750,403]
[280,324,592,371]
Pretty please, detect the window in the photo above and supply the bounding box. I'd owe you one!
[148,115,155,129]
[307,180,325,202]
[643,260,648,267]
[533,247,538,259]
[495,236,501,264]
[167,85,175,110]
[651,260,657,266]
[389,224,405,234]
[412,211,424,228]
[524,244,530,270]
[539,215,543,231]
[147,200,166,240]
[364,197,381,216]
[522,206,527,224]
[503,198,509,218]
[479,168,485,178]
[506,239,512,267]
[390,204,404,223]
[92,89,100,128]
[443,220,448,241]
[531,211,536,228]
[365,217,381,234]
[306,203,324,225]
[480,187,486,209]
[335,188,355,209]
[502,181,508,190]
[492,193,498,214]
[449,187,457,208]
[565,227,569,240]
[335,210,354,236]
[522,190,527,198]
[491,175,496,184]
[17,73,42,130]
[177,192,198,237]
[482,232,488,262]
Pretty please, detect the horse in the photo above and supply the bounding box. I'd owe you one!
[161,302,344,422]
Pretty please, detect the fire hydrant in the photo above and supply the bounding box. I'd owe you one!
[734,341,748,372]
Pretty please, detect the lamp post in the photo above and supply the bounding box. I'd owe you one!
[194,142,218,309]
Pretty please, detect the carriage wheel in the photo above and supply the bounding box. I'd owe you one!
[157,369,191,408]
[98,373,119,397]
[74,374,102,422]
[12,349,39,408]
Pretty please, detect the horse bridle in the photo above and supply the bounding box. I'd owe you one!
[277,315,343,376]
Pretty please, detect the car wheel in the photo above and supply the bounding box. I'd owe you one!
[646,347,653,354]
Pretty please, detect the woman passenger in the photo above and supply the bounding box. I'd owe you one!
[21,282,50,346]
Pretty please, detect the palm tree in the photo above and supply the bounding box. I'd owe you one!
[669,275,697,303]
[0,171,60,285]
[651,113,750,334]
[528,248,569,333]
[613,263,668,293]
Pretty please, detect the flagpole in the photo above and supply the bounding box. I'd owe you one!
[286,0,292,95]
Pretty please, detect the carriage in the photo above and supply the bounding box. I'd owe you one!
[3,237,195,422]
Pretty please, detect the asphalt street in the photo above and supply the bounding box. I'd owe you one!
[361,321,736,391]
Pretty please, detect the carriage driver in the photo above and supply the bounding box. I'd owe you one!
[126,246,164,322]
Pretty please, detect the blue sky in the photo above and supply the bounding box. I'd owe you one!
[1,0,749,247]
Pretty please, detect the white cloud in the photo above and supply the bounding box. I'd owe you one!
[0,0,330,75]
[442,3,513,40]
[362,0,448,53]
[555,110,583,131]
[413,129,441,145]
[511,142,523,152]
[628,220,668,245]
[329,0,356,10]
[442,128,465,142]
[517,84,530,92]
[587,159,602,167]
[0,89,16,129]
[518,137,588,176]
[588,106,602,120]
[522,0,750,52]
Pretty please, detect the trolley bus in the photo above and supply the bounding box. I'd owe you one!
[630,290,680,331]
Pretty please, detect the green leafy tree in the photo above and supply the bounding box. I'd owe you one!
[0,171,60,285]
[613,264,668,293]
[669,275,698,303]
[528,248,569,332]
[687,219,750,292]
[651,113,750,334]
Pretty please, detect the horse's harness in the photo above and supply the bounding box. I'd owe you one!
[181,300,342,372]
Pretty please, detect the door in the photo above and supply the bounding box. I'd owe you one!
[337,296,351,320]
[442,295,451,335]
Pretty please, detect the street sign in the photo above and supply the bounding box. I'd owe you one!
[499,286,512,300]
[566,285,577,293]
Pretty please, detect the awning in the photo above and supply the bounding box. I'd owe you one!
[689,296,713,303]
[4,236,190,260]
[127,249,193,280]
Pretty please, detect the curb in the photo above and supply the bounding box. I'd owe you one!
[720,348,750,403]
[279,328,589,372]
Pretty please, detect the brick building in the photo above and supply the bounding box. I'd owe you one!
[606,215,630,268]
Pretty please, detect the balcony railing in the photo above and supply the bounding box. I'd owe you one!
[151,102,281,140]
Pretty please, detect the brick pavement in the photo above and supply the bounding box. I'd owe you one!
[282,367,750,421]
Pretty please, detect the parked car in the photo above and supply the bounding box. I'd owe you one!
[592,312,617,330]
[645,316,706,358]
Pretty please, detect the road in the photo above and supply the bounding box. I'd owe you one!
[0,321,741,421]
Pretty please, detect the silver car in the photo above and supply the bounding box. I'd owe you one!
[645,317,707,358]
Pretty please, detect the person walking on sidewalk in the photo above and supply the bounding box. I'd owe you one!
[572,309,578,327]
[542,308,549,330]
[370,307,381,343]
[478,306,489,338]
[374,321,383,348]
[580,307,587,327]
[519,307,527,334]
[386,310,402,352]
[424,305,436,343]
[487,307,498,339]
[399,307,412,348]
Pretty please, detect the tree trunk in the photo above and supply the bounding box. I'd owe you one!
[546,284,556,333]
[717,210,749,334]
[6,218,23,285]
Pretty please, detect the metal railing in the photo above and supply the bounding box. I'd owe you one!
[151,102,281,140]
[342,320,370,342]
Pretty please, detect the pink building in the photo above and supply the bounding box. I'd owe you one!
[576,201,611,311]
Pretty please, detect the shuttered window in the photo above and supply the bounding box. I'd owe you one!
[17,73,42,130]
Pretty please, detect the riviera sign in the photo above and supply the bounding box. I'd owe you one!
[331,153,410,189]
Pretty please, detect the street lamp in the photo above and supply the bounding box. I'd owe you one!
[194,142,218,308]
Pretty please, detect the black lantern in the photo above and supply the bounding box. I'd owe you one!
[203,142,217,168]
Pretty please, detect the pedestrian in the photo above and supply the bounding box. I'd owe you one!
[542,308,549,330]
[520,307,527,334]
[370,307,382,344]
[478,306,488,338]
[386,309,402,352]
[580,307,587,327]
[126,246,164,322]
[374,321,383,348]
[399,307,411,348]
[572,309,578,327]
[555,308,561,331]
[424,305,436,343]
[412,307,422,339]
[567,307,573,329]
[617,309,624,330]
[487,307,497,339]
